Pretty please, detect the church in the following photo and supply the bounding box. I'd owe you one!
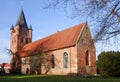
[10,9,96,75]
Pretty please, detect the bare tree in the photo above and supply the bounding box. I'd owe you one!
[30,46,49,75]
[5,47,50,75]
[46,0,120,41]
[6,48,21,73]
[21,46,50,75]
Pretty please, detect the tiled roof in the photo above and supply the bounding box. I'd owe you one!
[20,22,86,57]
[0,63,10,68]
[16,9,28,28]
[4,63,10,68]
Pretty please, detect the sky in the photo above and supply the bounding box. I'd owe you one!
[0,0,120,63]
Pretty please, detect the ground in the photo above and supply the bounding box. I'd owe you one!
[0,75,120,82]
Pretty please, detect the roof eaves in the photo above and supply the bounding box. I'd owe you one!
[44,44,76,52]
[75,22,87,45]
[20,44,76,58]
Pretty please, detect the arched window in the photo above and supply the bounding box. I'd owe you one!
[63,52,68,68]
[50,55,55,68]
[85,50,89,66]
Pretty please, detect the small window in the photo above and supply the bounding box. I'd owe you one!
[85,50,89,66]
[50,55,55,68]
[21,38,23,43]
[26,39,28,44]
[63,52,68,68]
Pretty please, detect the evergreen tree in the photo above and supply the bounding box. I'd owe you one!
[97,51,120,76]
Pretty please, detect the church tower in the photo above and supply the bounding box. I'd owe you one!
[10,9,32,73]
[10,9,32,55]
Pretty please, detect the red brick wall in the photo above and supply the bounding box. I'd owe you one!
[20,24,96,75]
[76,25,96,75]
[10,25,32,54]
[46,47,78,75]
[10,25,32,72]
[21,46,78,75]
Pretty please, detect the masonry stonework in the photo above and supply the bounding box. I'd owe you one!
[77,25,96,75]
[10,9,32,73]
[10,10,96,75]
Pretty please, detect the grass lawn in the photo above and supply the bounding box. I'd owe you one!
[0,74,120,82]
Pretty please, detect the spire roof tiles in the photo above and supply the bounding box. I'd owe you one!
[16,9,28,28]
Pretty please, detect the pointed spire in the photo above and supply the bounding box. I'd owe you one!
[29,25,33,30]
[10,25,14,30]
[16,9,28,28]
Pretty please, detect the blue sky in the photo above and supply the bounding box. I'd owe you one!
[0,0,120,63]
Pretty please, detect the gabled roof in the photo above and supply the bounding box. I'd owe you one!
[20,22,86,57]
[0,63,10,68]
[16,9,28,28]
[4,63,10,68]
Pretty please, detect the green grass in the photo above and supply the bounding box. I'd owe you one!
[0,74,120,82]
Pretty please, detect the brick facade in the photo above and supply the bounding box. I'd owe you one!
[10,9,32,72]
[10,10,96,75]
[20,25,96,75]
[76,25,96,75]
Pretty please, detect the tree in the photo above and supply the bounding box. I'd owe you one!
[0,64,5,74]
[47,0,120,41]
[6,48,21,74]
[97,51,120,76]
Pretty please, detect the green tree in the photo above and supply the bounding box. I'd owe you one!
[97,51,120,76]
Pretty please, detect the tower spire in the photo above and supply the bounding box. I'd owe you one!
[16,9,28,28]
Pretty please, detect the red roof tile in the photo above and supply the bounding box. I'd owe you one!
[0,63,10,68]
[20,22,86,57]
[4,63,10,68]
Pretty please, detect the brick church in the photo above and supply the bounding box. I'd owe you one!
[10,9,96,75]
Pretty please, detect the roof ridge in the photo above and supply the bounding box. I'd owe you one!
[33,22,86,42]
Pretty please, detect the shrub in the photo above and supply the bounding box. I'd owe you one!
[97,51,120,76]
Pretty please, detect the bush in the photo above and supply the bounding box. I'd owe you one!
[0,67,5,74]
[97,51,120,76]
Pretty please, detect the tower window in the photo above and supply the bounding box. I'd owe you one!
[26,39,28,44]
[63,52,68,68]
[21,38,23,43]
[50,54,55,68]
